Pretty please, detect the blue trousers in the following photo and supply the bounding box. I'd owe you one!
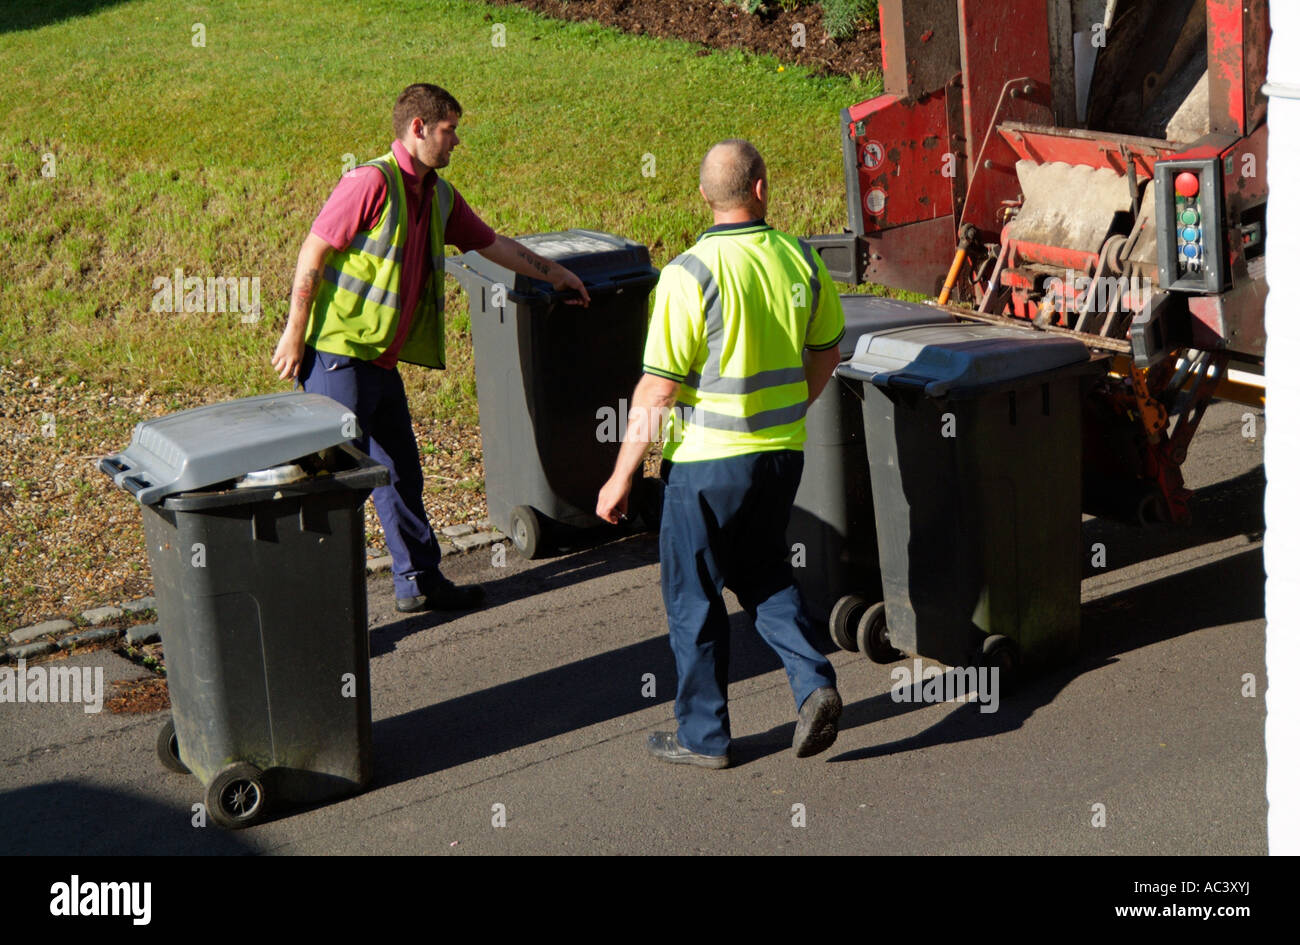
[301,346,444,600]
[660,450,836,756]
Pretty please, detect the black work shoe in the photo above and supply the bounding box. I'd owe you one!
[647,731,730,769]
[792,686,842,758]
[396,582,486,613]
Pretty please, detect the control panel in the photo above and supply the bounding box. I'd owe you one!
[1154,158,1225,294]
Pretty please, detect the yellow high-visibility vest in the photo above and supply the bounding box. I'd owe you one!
[307,151,454,368]
[643,221,846,462]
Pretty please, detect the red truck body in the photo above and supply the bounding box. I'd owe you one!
[812,0,1269,523]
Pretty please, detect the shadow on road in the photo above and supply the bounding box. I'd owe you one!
[825,544,1263,763]
[376,463,1263,773]
[745,463,1267,764]
[370,530,661,655]
[0,781,260,855]
[1081,464,1264,569]
[370,602,840,784]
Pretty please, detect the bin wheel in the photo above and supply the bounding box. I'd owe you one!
[509,505,545,560]
[828,594,869,652]
[206,763,267,830]
[155,717,190,775]
[980,634,1020,691]
[857,602,904,663]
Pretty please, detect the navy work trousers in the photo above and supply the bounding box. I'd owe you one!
[300,346,443,600]
[660,450,836,756]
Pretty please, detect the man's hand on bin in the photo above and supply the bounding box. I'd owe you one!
[551,266,591,307]
[478,235,590,307]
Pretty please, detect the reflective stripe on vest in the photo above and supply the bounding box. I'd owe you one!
[322,266,401,311]
[678,399,808,432]
[307,152,455,368]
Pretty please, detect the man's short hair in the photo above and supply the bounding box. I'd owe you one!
[699,139,766,211]
[393,84,462,138]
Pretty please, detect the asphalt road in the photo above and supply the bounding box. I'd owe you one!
[0,401,1268,855]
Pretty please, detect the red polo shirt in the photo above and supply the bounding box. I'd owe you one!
[311,140,497,368]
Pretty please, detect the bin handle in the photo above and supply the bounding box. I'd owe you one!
[122,475,152,498]
[547,271,661,305]
[98,455,153,498]
[330,443,391,492]
[885,373,930,391]
[608,270,660,284]
[454,263,659,305]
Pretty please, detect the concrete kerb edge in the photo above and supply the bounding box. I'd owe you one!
[3,522,504,663]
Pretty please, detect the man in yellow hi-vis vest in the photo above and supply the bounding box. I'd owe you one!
[597,140,846,768]
[273,83,589,613]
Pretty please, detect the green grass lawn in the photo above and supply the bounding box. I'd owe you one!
[0,0,878,425]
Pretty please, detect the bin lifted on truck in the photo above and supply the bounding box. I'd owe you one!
[808,0,1269,526]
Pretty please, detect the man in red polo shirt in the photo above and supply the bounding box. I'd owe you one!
[272,83,589,612]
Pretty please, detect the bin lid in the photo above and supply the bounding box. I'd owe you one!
[100,392,359,505]
[837,295,954,358]
[446,228,654,297]
[836,323,1092,397]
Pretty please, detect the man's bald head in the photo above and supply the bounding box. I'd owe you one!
[699,140,767,213]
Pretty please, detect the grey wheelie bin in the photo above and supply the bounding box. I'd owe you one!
[446,229,659,558]
[99,392,388,829]
[834,324,1108,684]
[788,296,954,642]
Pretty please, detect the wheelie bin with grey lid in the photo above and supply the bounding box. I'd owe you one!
[99,392,388,829]
[446,229,659,558]
[788,296,954,646]
[834,324,1109,683]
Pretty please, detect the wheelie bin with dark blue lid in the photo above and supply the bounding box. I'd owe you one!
[447,229,659,558]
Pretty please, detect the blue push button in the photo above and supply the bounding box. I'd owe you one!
[1182,243,1200,259]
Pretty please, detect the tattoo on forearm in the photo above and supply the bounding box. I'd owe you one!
[516,247,551,276]
[291,267,322,314]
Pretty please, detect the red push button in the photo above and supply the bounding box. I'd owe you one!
[1175,171,1200,197]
